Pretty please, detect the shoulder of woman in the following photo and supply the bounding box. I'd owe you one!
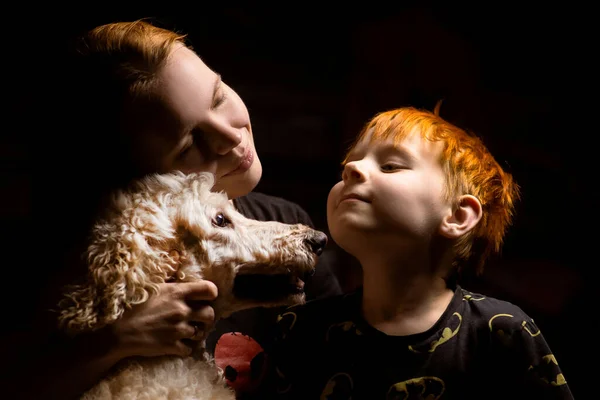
[235,192,311,225]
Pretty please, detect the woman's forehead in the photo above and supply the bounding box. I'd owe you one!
[130,47,219,138]
[157,47,218,114]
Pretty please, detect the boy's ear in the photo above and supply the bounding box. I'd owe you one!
[439,195,482,239]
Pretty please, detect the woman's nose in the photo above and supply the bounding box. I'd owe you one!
[205,127,243,155]
[342,161,367,182]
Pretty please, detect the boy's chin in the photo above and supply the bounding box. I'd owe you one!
[329,229,358,254]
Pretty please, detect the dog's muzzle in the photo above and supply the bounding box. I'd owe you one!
[304,231,328,256]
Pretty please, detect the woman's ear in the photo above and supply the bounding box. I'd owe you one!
[439,195,482,239]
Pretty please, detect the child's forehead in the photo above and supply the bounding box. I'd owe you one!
[351,128,421,151]
[346,128,442,161]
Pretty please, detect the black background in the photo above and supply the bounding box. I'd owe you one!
[3,3,593,397]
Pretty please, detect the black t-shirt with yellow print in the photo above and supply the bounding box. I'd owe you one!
[254,285,574,400]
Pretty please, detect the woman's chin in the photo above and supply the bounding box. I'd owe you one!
[220,158,263,199]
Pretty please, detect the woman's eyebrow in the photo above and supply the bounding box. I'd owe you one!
[178,73,223,138]
[212,74,222,99]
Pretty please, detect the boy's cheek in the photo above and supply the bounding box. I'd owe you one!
[327,183,344,212]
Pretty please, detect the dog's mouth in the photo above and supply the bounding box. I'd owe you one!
[232,268,315,301]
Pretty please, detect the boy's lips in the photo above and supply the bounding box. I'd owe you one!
[339,192,371,205]
[224,148,254,177]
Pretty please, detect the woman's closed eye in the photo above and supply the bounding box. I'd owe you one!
[211,87,227,109]
[178,135,194,158]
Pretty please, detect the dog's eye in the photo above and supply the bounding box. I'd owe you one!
[213,212,231,227]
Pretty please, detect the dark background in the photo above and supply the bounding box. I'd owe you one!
[3,3,593,397]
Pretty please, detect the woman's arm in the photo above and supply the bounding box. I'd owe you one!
[2,281,218,400]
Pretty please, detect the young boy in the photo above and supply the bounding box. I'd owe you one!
[251,105,574,399]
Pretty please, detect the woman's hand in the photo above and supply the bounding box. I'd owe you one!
[108,280,218,359]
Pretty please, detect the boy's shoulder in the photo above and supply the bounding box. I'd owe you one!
[458,287,535,332]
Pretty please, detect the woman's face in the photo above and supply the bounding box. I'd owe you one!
[124,45,262,199]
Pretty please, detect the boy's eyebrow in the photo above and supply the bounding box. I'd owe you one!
[379,142,418,162]
[344,141,417,164]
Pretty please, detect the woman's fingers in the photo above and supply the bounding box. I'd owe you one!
[188,303,215,326]
[186,304,215,341]
[179,281,219,301]
[188,323,208,342]
[172,310,213,342]
[168,281,217,330]
[112,281,218,357]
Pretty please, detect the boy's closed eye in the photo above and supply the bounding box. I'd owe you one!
[380,163,408,172]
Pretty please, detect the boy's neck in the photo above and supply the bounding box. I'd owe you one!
[360,264,455,337]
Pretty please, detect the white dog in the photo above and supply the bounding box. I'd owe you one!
[57,171,327,400]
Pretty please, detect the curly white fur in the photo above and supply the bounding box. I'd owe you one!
[57,171,326,400]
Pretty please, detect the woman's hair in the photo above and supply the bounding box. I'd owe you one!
[343,104,520,275]
[65,20,187,184]
[37,20,190,251]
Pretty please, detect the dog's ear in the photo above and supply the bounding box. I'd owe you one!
[57,189,177,335]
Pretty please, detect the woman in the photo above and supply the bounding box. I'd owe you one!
[3,19,340,399]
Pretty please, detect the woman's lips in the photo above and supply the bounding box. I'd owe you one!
[225,148,254,177]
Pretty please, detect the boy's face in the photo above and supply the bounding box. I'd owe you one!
[327,132,452,254]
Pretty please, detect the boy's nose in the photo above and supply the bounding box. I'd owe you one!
[342,161,367,182]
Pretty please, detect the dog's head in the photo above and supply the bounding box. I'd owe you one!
[57,171,327,335]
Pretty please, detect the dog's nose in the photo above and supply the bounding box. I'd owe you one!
[305,231,328,256]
